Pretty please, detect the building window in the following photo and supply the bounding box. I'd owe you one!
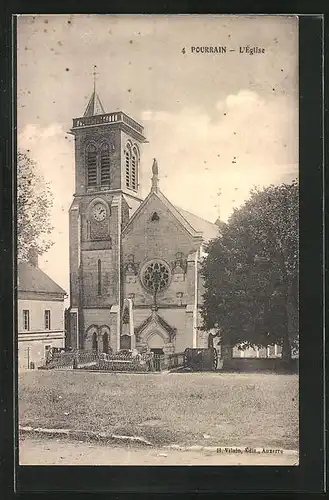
[97,259,102,295]
[125,148,131,188]
[102,333,109,354]
[125,144,139,191]
[92,332,98,351]
[141,259,171,294]
[131,147,138,190]
[45,310,51,330]
[23,310,30,330]
[86,144,97,186]
[100,144,111,185]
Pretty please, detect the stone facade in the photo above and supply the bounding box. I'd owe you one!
[18,262,66,370]
[121,191,205,353]
[67,92,219,354]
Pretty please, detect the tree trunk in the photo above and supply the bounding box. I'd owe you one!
[278,249,292,365]
[281,333,291,362]
[281,301,292,363]
[221,342,233,371]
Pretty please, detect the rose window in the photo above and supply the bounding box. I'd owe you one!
[141,260,171,293]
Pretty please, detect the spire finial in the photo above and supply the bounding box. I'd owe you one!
[93,64,97,93]
[216,188,222,220]
[151,158,159,192]
[83,66,105,117]
[152,158,158,175]
[215,188,222,226]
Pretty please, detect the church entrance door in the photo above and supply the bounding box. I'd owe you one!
[151,348,164,372]
[147,332,165,371]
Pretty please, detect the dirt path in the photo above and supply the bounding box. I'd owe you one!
[19,437,298,466]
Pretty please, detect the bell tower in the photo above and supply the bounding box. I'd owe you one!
[71,84,147,203]
[68,79,147,352]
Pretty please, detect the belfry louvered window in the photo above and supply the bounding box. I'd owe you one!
[131,148,138,190]
[125,144,138,190]
[125,149,131,188]
[86,144,97,186]
[100,144,111,186]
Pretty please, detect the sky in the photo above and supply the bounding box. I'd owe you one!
[17,14,298,293]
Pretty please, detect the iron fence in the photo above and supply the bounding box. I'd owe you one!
[183,348,218,371]
[166,352,185,370]
[41,349,155,372]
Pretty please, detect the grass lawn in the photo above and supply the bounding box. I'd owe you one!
[18,371,299,450]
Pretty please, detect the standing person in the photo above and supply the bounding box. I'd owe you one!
[147,349,155,372]
[45,347,53,365]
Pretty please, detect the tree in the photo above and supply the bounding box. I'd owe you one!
[201,180,298,362]
[17,151,54,261]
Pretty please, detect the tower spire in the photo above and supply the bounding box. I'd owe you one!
[83,65,105,117]
[151,158,159,192]
[216,188,222,220]
[215,188,222,226]
[93,64,97,93]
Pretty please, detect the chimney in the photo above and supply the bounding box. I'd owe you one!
[28,247,39,267]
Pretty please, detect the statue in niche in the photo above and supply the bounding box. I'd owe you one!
[125,254,138,283]
[121,306,130,336]
[172,252,186,282]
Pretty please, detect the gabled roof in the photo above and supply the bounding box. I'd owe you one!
[83,91,106,117]
[122,189,204,241]
[175,206,219,243]
[135,310,176,336]
[122,187,219,244]
[122,158,219,243]
[18,261,66,296]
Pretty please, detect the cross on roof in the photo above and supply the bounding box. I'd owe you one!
[92,65,98,92]
[83,67,105,117]
[216,188,222,218]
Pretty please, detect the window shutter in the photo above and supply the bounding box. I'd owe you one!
[100,144,111,185]
[131,151,137,190]
[125,149,131,187]
[87,145,97,186]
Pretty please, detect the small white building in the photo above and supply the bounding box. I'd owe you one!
[232,344,283,358]
[17,258,67,371]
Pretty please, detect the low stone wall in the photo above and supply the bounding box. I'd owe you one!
[223,357,298,373]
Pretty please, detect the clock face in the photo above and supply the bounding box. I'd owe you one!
[92,203,107,222]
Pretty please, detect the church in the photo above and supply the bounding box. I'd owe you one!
[67,87,220,356]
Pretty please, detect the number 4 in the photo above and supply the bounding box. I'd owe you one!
[182,47,186,54]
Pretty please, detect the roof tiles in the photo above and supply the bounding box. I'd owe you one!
[18,262,66,296]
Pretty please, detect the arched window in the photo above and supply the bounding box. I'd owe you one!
[141,259,171,294]
[97,259,102,295]
[102,333,109,354]
[131,147,138,190]
[125,144,139,191]
[125,148,131,188]
[92,332,98,351]
[86,144,97,186]
[100,144,111,186]
[151,211,160,222]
